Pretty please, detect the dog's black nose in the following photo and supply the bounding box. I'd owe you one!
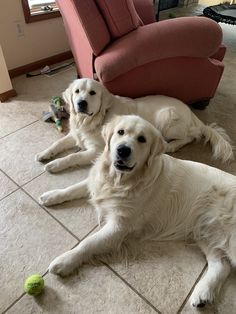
[78,100,88,111]
[117,145,131,159]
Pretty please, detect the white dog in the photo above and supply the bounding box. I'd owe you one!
[46,115,236,308]
[35,79,233,172]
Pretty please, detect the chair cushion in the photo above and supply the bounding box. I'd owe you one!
[95,0,143,38]
[133,0,155,25]
[71,0,111,56]
[95,17,223,82]
[103,57,224,102]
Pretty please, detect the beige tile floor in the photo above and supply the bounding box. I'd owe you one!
[1,11,236,314]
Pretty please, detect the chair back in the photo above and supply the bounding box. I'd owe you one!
[57,0,111,77]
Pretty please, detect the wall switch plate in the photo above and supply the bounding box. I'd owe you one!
[15,21,24,37]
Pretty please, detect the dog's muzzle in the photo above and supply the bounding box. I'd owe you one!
[114,144,134,172]
[117,145,131,159]
[77,100,93,116]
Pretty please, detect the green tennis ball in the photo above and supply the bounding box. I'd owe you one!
[24,274,44,296]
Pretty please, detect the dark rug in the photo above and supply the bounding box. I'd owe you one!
[203,4,236,25]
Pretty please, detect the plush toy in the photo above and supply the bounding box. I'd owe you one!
[168,12,176,19]
[43,96,69,132]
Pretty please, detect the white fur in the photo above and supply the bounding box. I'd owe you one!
[47,115,236,308]
[35,78,233,173]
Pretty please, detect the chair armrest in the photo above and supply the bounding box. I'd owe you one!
[210,43,226,61]
[95,17,223,82]
[133,0,156,24]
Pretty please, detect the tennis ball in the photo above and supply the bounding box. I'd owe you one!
[24,274,44,296]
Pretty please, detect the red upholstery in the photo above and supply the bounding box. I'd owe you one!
[133,0,155,24]
[70,0,110,56]
[57,0,226,104]
[95,0,143,38]
[211,44,226,62]
[95,17,223,82]
[104,57,224,104]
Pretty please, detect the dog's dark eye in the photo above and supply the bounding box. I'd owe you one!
[118,129,124,135]
[137,136,146,143]
[89,90,96,95]
[75,89,80,93]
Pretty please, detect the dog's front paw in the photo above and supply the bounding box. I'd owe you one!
[39,190,63,206]
[35,150,54,162]
[45,160,63,173]
[190,284,214,308]
[49,252,77,276]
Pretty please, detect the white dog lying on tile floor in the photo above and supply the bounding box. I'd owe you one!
[45,115,236,308]
[35,79,233,173]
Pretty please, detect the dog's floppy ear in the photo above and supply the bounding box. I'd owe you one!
[62,82,75,113]
[100,84,112,115]
[147,129,166,168]
[102,116,120,151]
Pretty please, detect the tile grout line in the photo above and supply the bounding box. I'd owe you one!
[105,263,162,314]
[2,268,60,313]
[0,163,189,314]
[1,213,158,314]
[176,263,208,313]
[0,165,209,314]
[0,169,100,243]
[0,168,98,244]
[1,293,26,314]
[1,167,179,314]
[0,119,39,140]
[22,189,99,244]
[0,165,199,314]
[0,168,80,242]
[1,225,99,314]
[0,168,46,191]
[0,187,20,203]
[0,166,216,314]
[0,169,20,202]
[20,170,46,188]
[79,224,98,241]
[22,187,81,242]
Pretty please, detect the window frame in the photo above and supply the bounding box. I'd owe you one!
[21,0,61,23]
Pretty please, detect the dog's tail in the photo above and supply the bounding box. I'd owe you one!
[191,113,234,163]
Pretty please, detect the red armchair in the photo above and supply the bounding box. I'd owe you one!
[57,0,226,107]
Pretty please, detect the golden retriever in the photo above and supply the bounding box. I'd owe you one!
[45,115,236,308]
[35,79,233,172]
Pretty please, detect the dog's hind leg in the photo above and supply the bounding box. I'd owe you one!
[165,137,194,153]
[36,133,76,162]
[39,179,89,206]
[190,241,231,308]
[155,107,194,152]
[49,220,127,276]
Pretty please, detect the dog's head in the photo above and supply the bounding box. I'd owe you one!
[63,78,112,122]
[102,115,166,176]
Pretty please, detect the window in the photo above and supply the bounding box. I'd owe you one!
[21,0,61,23]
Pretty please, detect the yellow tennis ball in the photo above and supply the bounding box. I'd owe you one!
[24,274,44,296]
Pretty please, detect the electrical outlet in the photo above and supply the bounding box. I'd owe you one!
[15,21,24,37]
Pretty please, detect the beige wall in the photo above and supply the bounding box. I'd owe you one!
[199,0,221,6]
[0,0,70,70]
[0,45,13,93]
